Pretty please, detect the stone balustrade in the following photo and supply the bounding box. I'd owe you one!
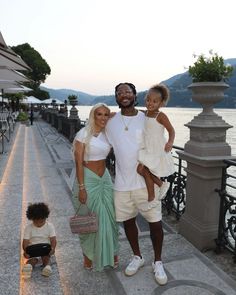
[41,109,81,142]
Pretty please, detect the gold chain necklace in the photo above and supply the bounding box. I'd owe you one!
[121,114,133,131]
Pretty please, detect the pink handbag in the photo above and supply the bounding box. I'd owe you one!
[69,204,98,234]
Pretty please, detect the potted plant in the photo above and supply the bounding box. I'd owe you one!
[17,112,29,124]
[68,95,78,106]
[68,95,78,119]
[189,50,233,82]
[188,50,234,114]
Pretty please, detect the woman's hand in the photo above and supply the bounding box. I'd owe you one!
[79,189,87,204]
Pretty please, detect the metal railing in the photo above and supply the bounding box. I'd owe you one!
[163,145,187,220]
[215,159,236,262]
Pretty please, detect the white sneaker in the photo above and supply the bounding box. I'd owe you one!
[152,261,167,285]
[139,198,159,212]
[159,182,170,200]
[22,264,33,279]
[42,265,52,277]
[125,255,145,276]
[139,187,160,212]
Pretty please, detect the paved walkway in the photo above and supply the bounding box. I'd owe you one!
[0,119,236,295]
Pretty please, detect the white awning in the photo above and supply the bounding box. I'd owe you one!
[23,96,43,104]
[42,98,63,104]
[0,66,30,82]
[0,31,31,71]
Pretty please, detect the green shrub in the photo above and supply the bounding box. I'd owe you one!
[17,112,29,121]
[68,94,78,101]
[188,50,234,82]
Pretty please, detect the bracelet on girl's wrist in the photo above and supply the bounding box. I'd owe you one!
[79,186,85,191]
[79,183,85,187]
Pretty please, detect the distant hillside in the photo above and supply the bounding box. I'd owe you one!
[225,58,236,65]
[40,86,96,105]
[42,58,236,108]
[161,72,186,86]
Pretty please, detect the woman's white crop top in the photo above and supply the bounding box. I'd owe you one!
[73,128,111,161]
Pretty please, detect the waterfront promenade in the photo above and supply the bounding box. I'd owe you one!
[0,119,236,295]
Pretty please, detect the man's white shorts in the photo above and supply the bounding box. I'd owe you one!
[114,188,162,223]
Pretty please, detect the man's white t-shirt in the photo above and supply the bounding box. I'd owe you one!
[106,111,146,191]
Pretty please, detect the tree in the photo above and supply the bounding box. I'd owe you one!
[11,43,51,99]
[4,92,24,112]
[33,88,50,100]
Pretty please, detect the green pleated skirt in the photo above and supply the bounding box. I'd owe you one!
[73,167,119,271]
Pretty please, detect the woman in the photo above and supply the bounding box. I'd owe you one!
[73,103,119,271]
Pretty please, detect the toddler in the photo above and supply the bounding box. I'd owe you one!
[22,202,56,278]
[138,84,175,211]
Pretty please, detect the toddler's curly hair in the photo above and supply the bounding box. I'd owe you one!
[26,202,50,220]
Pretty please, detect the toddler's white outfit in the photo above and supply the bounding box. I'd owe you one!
[139,112,175,177]
[138,112,175,210]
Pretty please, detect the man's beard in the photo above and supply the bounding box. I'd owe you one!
[116,98,136,108]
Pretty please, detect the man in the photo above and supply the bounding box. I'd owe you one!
[106,82,167,285]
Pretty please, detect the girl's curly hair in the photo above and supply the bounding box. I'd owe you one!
[149,84,170,106]
[26,202,50,220]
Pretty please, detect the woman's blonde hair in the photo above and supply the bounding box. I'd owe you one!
[84,103,110,152]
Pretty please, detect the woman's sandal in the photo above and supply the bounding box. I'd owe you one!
[113,255,119,269]
[83,255,93,270]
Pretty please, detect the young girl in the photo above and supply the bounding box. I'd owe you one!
[22,203,57,279]
[137,84,175,211]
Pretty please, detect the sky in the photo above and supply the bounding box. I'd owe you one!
[1,0,236,95]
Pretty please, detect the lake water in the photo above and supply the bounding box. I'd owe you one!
[71,106,236,155]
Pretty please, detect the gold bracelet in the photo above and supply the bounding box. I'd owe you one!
[79,183,85,187]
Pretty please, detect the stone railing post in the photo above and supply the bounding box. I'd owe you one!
[46,108,53,124]
[178,82,234,250]
[69,99,78,119]
[57,113,66,132]
[68,118,81,142]
[51,110,58,127]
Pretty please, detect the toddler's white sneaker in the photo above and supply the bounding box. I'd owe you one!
[139,186,161,212]
[42,265,52,277]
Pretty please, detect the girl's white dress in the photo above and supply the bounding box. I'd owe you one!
[138,113,175,177]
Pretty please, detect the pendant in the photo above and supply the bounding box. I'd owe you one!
[125,127,128,131]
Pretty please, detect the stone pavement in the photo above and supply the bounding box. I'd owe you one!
[0,119,236,295]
